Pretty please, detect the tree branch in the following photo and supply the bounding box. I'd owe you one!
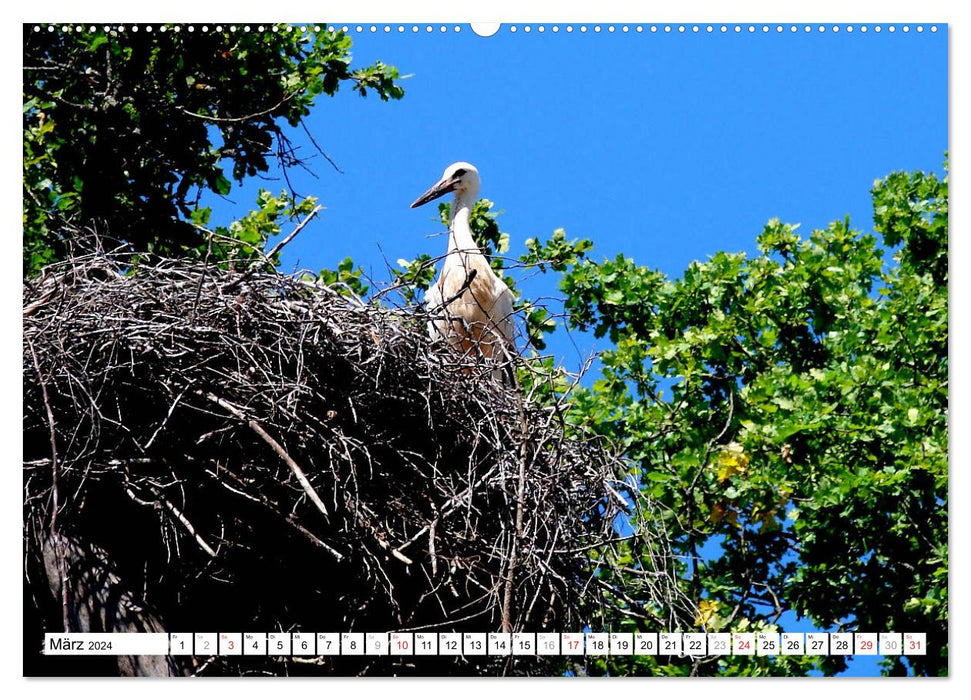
[202,392,330,522]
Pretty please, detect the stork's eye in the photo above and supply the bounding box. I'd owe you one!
[453,168,467,177]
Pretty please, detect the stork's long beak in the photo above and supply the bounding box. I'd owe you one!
[410,175,460,208]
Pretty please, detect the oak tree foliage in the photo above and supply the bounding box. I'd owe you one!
[23,24,403,275]
[528,163,948,677]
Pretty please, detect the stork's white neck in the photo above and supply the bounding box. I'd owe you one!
[448,191,479,254]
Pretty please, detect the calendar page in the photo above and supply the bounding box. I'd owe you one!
[22,3,948,680]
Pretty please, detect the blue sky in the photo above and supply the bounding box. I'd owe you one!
[209,23,948,378]
[201,27,948,678]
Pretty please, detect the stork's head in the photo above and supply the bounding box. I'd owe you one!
[410,162,480,208]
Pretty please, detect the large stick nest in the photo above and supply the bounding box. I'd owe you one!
[23,251,687,676]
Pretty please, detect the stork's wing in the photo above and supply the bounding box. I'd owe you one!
[423,281,447,342]
[490,278,517,348]
[423,280,443,310]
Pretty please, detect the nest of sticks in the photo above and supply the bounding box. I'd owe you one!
[23,249,688,676]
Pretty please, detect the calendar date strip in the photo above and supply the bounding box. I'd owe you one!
[44,631,927,657]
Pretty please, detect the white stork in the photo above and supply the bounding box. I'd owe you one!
[410,162,516,380]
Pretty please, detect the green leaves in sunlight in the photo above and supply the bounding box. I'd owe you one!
[192,189,319,266]
[391,254,437,304]
[543,159,948,677]
[522,228,594,273]
[317,256,370,298]
[23,24,405,276]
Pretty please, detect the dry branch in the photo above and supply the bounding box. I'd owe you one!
[202,391,331,522]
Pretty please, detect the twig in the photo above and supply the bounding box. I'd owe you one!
[300,120,344,173]
[191,229,216,317]
[26,336,60,534]
[603,481,631,511]
[501,371,529,634]
[202,391,330,522]
[371,535,414,566]
[434,269,477,310]
[262,204,324,265]
[229,204,323,288]
[203,465,344,562]
[177,93,295,123]
[23,274,66,317]
[144,387,190,449]
[126,486,217,558]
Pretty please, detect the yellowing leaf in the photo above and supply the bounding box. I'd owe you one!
[694,599,721,627]
[752,503,777,527]
[715,442,750,482]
